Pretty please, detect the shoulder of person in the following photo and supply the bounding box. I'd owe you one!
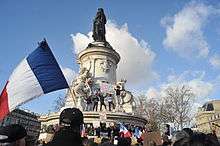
[42,142,52,146]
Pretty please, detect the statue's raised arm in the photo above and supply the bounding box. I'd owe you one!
[92,8,106,42]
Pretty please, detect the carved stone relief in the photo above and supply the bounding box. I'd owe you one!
[99,60,112,73]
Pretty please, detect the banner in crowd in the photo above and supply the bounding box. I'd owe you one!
[100,82,114,94]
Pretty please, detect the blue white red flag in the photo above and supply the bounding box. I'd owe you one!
[80,124,86,137]
[134,127,142,139]
[0,39,69,120]
[119,122,131,138]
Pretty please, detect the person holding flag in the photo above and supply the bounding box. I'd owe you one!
[0,39,69,121]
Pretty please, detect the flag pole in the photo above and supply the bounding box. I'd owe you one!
[68,85,77,106]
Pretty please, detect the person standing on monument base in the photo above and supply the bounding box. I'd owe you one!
[93,89,100,112]
[100,91,107,111]
[107,93,115,111]
[114,85,122,111]
[43,108,84,146]
[84,96,93,111]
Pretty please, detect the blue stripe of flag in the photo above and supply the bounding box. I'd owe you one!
[27,40,69,94]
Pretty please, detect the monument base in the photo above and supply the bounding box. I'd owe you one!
[39,111,147,128]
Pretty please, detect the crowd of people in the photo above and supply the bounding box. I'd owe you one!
[159,128,220,146]
[0,108,220,146]
[80,122,145,139]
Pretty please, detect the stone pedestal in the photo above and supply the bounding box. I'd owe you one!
[77,42,120,84]
[39,111,147,128]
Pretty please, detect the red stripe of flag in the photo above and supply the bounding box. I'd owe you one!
[124,131,132,138]
[0,81,9,121]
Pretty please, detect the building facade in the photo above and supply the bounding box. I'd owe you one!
[195,100,220,137]
[0,108,41,144]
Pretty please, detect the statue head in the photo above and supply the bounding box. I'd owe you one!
[97,8,104,14]
[79,67,87,75]
[86,77,93,85]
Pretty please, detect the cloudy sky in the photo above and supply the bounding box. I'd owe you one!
[1,0,220,114]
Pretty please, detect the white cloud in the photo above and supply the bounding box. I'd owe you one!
[71,21,157,86]
[161,2,217,58]
[188,79,213,98]
[146,70,213,117]
[165,71,213,98]
[71,32,93,53]
[147,70,213,100]
[209,54,220,69]
[61,67,77,86]
[145,87,160,100]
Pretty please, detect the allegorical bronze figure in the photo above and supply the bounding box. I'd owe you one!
[92,8,106,42]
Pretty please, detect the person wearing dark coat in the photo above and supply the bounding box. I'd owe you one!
[93,91,99,112]
[43,108,84,146]
[0,124,27,146]
[99,92,107,111]
[44,127,82,146]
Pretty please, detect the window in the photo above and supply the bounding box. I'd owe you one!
[202,103,214,111]
[206,103,214,111]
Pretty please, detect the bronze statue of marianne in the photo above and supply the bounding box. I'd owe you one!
[92,8,106,42]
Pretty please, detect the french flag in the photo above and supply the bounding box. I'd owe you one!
[134,127,143,140]
[119,123,131,138]
[0,39,69,120]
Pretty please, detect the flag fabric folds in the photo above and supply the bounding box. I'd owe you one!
[119,122,131,138]
[134,127,142,139]
[0,39,69,120]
